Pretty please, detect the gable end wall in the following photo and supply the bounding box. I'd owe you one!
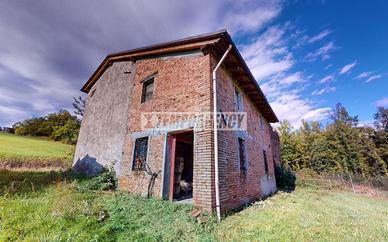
[73,61,135,175]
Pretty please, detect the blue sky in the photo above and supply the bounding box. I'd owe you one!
[0,0,387,127]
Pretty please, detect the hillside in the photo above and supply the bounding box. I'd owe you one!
[0,133,74,170]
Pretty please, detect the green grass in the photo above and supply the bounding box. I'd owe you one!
[0,171,215,241]
[0,133,74,169]
[0,170,387,241]
[216,188,388,241]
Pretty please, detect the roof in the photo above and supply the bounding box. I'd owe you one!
[81,30,278,123]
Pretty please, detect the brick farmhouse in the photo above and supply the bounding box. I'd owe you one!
[73,30,281,214]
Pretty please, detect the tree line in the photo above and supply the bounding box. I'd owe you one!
[278,103,387,177]
[12,110,80,144]
[10,97,86,145]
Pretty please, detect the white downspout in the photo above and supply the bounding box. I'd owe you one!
[212,44,232,223]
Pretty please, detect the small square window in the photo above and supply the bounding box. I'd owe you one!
[141,78,154,103]
[132,137,149,171]
[238,138,247,174]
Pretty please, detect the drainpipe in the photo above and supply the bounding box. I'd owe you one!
[212,44,232,223]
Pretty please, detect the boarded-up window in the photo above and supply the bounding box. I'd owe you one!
[141,78,154,103]
[238,138,247,174]
[263,150,269,175]
[235,88,243,112]
[132,137,149,171]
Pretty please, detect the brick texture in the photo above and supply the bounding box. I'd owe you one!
[215,56,277,212]
[81,50,279,213]
[118,52,215,211]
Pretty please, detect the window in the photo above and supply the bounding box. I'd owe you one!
[141,77,154,103]
[238,138,247,174]
[263,150,269,175]
[132,137,149,171]
[235,88,243,111]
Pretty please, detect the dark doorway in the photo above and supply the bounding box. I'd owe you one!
[167,130,194,202]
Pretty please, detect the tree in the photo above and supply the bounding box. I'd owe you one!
[72,96,86,117]
[373,107,388,168]
[13,110,81,144]
[277,103,387,177]
[330,103,359,126]
[51,118,80,144]
[297,120,325,171]
[277,120,299,170]
[374,106,388,132]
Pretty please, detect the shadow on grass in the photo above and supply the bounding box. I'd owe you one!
[0,169,72,195]
[0,169,97,196]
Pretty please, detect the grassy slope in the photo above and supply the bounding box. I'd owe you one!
[216,187,388,241]
[0,133,74,167]
[0,171,215,241]
[0,171,387,242]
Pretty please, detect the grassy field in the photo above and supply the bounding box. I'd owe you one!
[216,187,388,241]
[0,133,74,169]
[0,170,387,241]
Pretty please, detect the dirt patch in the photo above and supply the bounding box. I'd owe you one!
[352,184,386,198]
[0,159,71,171]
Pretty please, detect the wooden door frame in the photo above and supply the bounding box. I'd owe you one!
[166,129,194,201]
[168,134,176,201]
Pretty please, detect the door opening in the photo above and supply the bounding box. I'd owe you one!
[167,130,193,202]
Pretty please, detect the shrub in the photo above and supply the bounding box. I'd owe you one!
[275,164,296,189]
[79,164,117,191]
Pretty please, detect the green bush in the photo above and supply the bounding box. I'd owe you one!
[78,165,117,191]
[275,164,296,189]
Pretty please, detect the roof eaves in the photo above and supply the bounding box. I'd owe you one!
[81,30,228,93]
[222,32,279,123]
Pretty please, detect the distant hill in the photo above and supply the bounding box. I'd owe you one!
[0,133,74,170]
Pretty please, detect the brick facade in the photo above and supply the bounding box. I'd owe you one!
[216,60,277,211]
[75,31,280,213]
[117,52,216,211]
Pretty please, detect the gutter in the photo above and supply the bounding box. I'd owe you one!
[212,44,232,223]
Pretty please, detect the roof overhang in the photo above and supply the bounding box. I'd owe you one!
[81,30,278,123]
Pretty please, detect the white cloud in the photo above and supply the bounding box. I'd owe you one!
[311,86,336,96]
[279,72,305,85]
[353,72,372,80]
[305,41,337,62]
[339,60,357,75]
[242,25,293,81]
[319,74,335,83]
[308,29,331,43]
[357,120,374,128]
[0,105,31,127]
[270,93,331,126]
[324,64,333,70]
[375,97,388,107]
[366,74,382,83]
[221,1,282,34]
[301,107,332,121]
[0,0,333,128]
[240,23,332,127]
[0,0,282,126]
[352,71,382,83]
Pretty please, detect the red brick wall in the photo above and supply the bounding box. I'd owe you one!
[215,61,277,212]
[116,50,278,213]
[118,52,215,211]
